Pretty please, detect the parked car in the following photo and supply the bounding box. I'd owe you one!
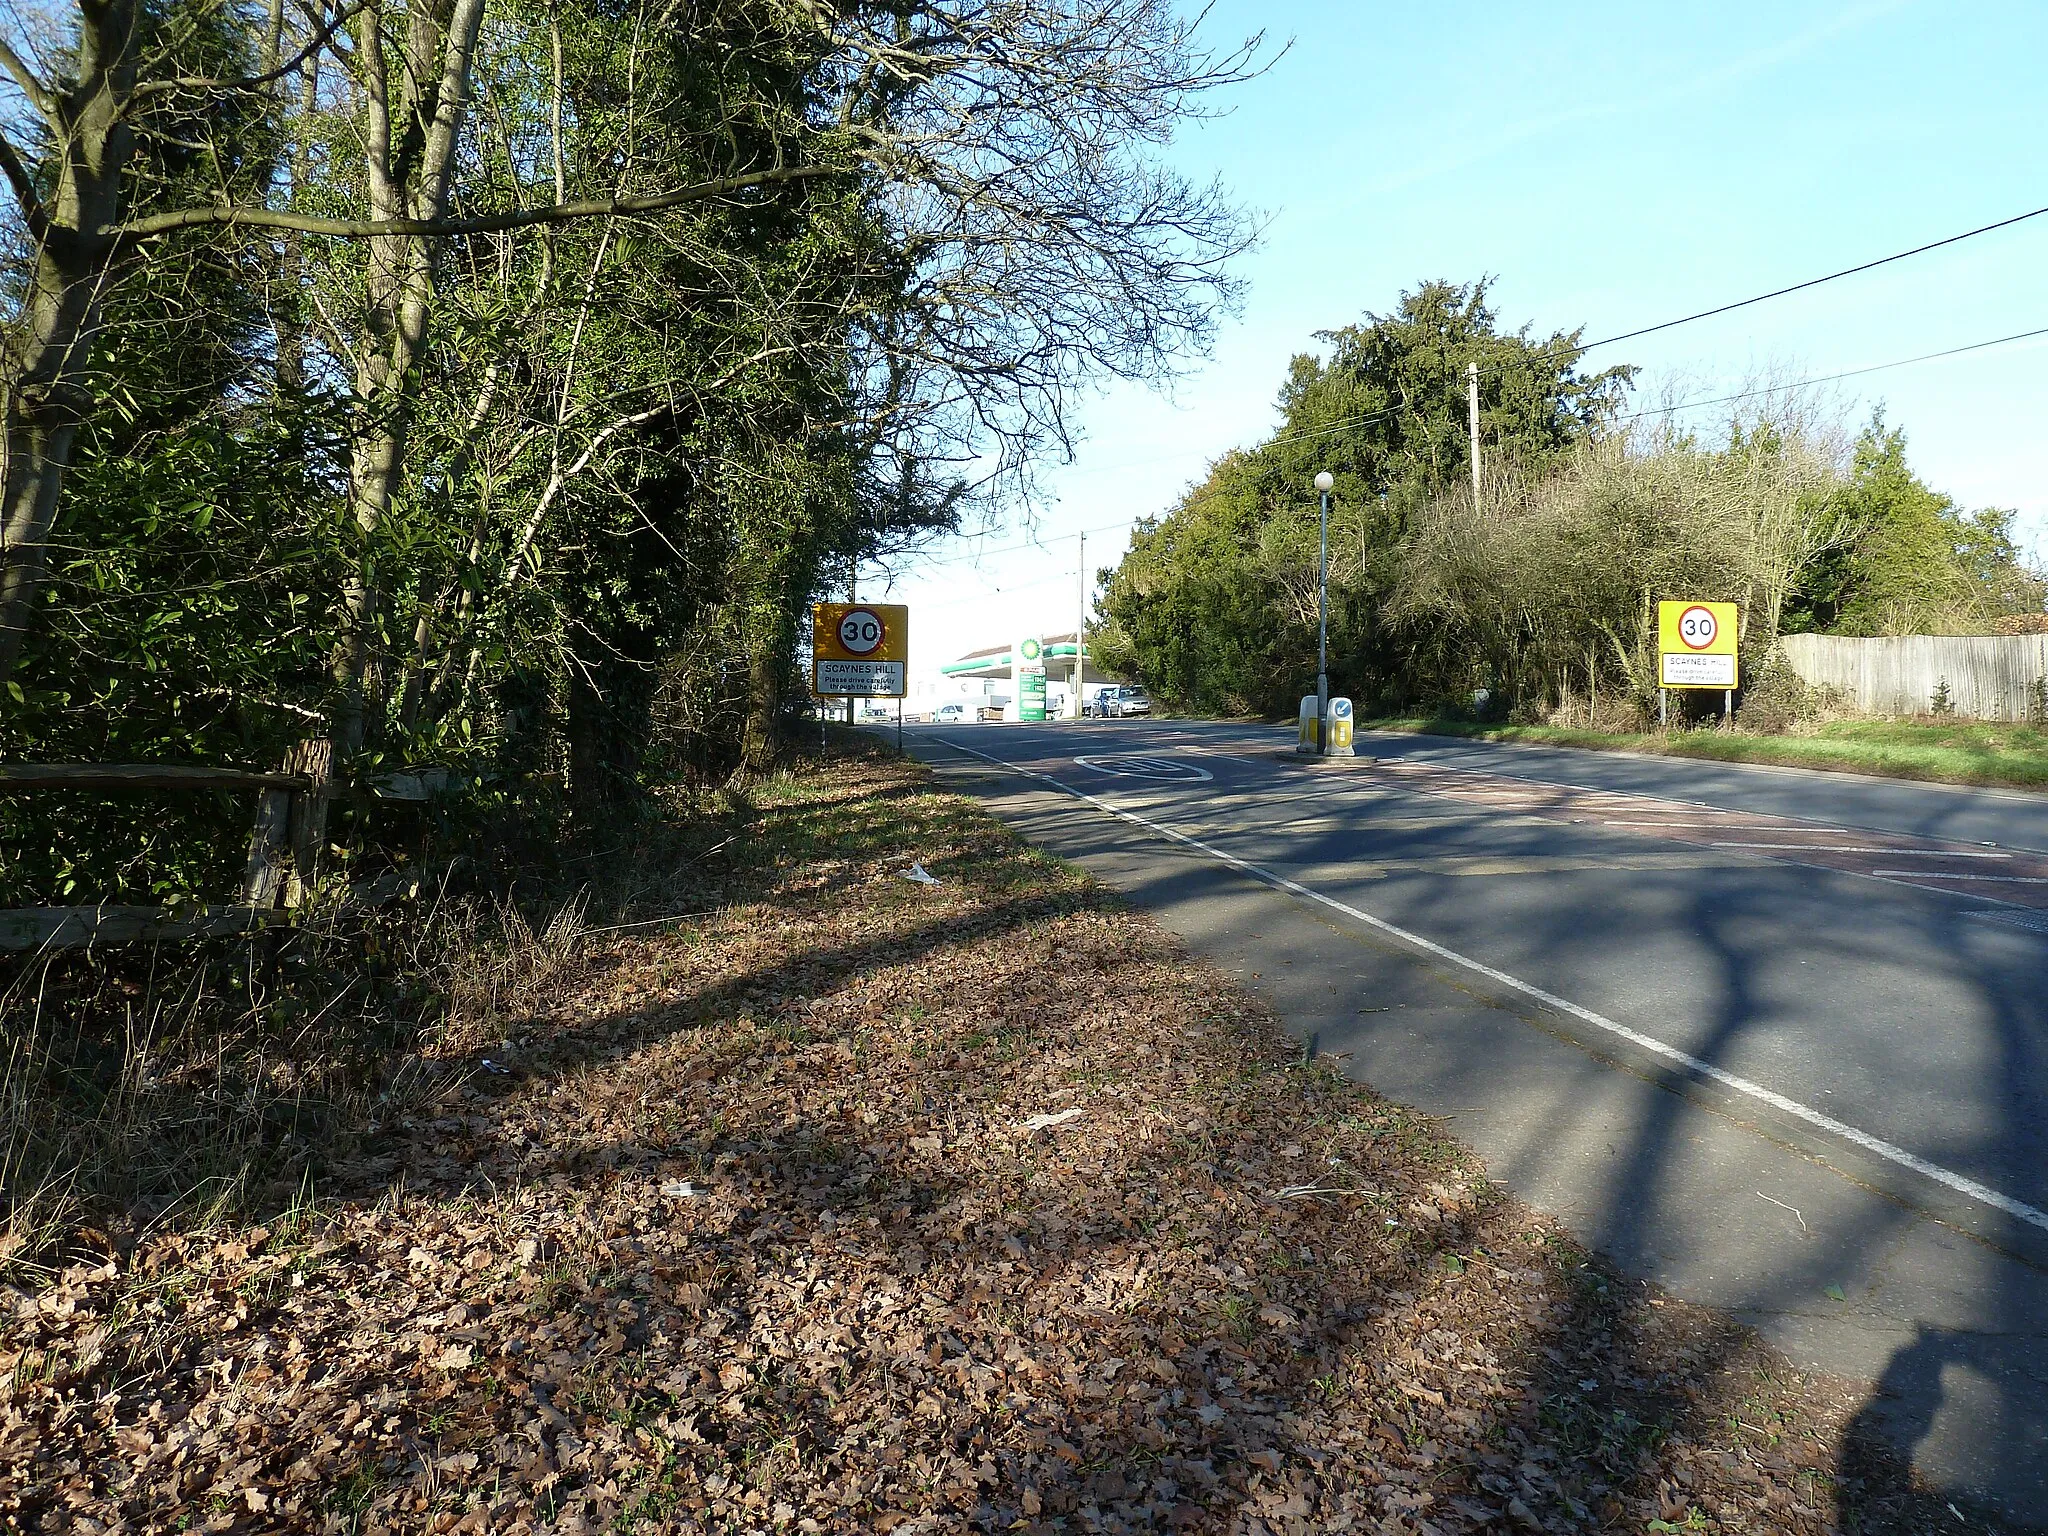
[933,701,972,724]
[1103,685,1152,717]
[861,703,893,720]
[1083,686,1117,718]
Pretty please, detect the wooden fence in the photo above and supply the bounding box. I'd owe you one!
[1776,632,2048,720]
[0,747,436,952]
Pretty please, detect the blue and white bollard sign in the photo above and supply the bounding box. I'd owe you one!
[1297,695,1319,753]
[1325,696,1355,757]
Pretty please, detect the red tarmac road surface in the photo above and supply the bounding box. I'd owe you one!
[1358,756,2048,910]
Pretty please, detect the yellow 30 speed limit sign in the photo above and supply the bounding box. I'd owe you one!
[1657,600,1739,688]
[812,602,908,697]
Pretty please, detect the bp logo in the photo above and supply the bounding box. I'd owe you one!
[1018,637,1042,662]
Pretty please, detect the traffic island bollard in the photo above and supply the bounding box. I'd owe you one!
[1325,696,1355,757]
[1297,694,1319,754]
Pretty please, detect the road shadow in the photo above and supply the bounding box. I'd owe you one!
[12,734,2036,1531]
[937,741,2048,1528]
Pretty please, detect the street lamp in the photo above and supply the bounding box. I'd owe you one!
[1313,471,1333,749]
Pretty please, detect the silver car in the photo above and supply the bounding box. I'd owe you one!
[1104,685,1152,717]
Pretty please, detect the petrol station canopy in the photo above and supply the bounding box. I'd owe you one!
[939,633,1108,689]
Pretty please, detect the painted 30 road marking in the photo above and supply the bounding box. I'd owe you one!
[1072,754,1213,782]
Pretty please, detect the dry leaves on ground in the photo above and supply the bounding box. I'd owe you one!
[0,746,1987,1534]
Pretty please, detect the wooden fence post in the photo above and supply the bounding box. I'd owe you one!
[240,785,295,906]
[284,738,336,906]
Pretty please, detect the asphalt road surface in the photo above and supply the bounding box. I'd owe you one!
[893,716,2048,1522]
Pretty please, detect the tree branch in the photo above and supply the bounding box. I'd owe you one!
[0,33,56,121]
[413,0,489,220]
[124,0,372,104]
[116,162,843,240]
[501,404,671,590]
[0,127,48,237]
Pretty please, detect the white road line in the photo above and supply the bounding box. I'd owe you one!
[1710,843,2014,857]
[1604,819,1779,828]
[1871,871,2048,884]
[935,736,2048,1237]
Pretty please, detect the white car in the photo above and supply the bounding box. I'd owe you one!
[933,702,972,724]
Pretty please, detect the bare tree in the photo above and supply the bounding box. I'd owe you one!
[820,0,1264,494]
[1391,396,1859,714]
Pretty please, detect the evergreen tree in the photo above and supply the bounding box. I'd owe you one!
[1095,280,1630,715]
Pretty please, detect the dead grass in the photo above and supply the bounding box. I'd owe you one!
[0,795,740,1283]
[0,742,1992,1533]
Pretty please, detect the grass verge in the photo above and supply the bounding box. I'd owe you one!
[1362,715,2048,791]
[0,740,1987,1533]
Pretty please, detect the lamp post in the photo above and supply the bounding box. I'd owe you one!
[1314,471,1333,749]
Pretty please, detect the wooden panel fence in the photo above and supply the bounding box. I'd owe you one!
[1776,632,2048,720]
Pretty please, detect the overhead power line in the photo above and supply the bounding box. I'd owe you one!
[1615,321,2048,425]
[1256,318,2048,451]
[892,202,2048,570]
[1574,202,2048,355]
[888,515,1135,573]
[1054,199,2048,480]
[904,319,2048,575]
[894,319,2048,577]
[903,569,1079,611]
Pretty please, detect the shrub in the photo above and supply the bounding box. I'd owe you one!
[1738,653,1819,735]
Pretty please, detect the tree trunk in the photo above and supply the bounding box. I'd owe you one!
[566,642,656,820]
[0,0,139,679]
[740,636,786,777]
[737,535,820,777]
[334,389,413,752]
[0,405,82,678]
[273,50,321,397]
[329,0,489,754]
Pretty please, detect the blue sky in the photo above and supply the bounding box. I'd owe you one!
[881,0,2048,685]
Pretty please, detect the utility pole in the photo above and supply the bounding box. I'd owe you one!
[847,554,857,726]
[1074,530,1087,719]
[1313,471,1333,749]
[1467,361,1482,512]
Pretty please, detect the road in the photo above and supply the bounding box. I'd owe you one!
[892,716,2048,1520]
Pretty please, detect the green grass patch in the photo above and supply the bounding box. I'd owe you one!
[1360,715,2048,791]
